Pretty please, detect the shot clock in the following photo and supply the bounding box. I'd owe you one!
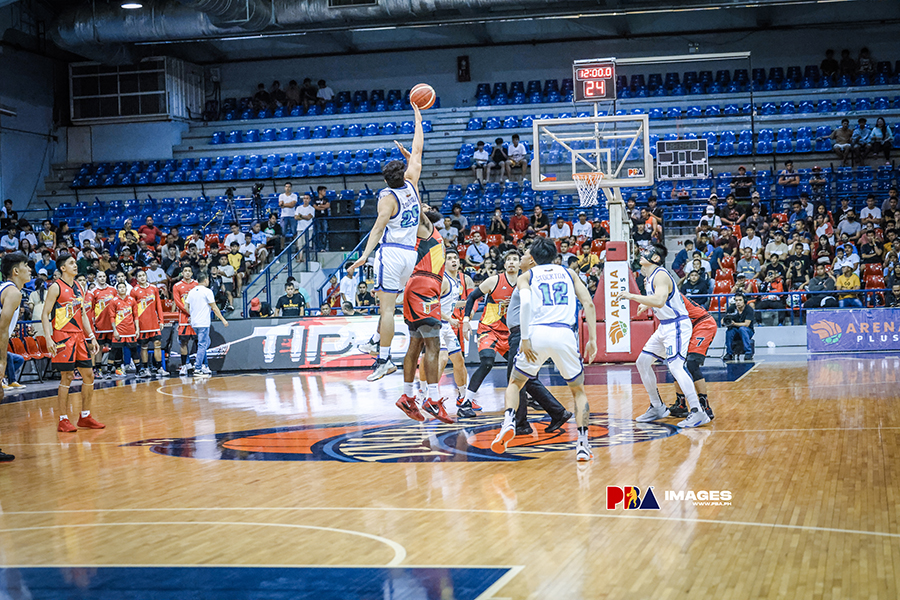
[573,59,616,102]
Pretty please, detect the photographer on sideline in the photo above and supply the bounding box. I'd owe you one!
[723,293,755,361]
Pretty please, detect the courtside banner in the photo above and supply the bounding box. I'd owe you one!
[205,316,480,371]
[807,309,900,353]
[604,261,631,354]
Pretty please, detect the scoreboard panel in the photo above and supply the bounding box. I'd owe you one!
[573,59,616,102]
[655,139,709,180]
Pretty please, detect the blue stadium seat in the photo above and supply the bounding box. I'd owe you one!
[227,130,242,144]
[364,123,379,136]
[205,169,221,181]
[400,121,414,134]
[757,139,773,154]
[467,117,483,130]
[855,97,871,111]
[685,106,702,118]
[284,153,298,166]
[666,106,681,119]
[760,102,776,116]
[277,165,292,178]
[372,148,388,161]
[347,123,362,137]
[704,105,720,116]
[277,127,293,141]
[262,128,277,142]
[836,98,852,112]
[294,126,310,140]
[223,167,238,180]
[817,99,832,113]
[780,101,795,115]
[258,166,273,179]
[294,163,310,178]
[329,124,344,138]
[365,159,382,174]
[211,132,225,145]
[485,117,501,130]
[382,122,397,136]
[502,116,519,128]
[245,129,260,143]
[312,126,327,139]
[798,101,814,114]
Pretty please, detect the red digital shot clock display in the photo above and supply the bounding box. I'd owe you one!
[573,60,616,102]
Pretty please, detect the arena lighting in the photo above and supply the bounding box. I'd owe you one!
[121,2,143,8]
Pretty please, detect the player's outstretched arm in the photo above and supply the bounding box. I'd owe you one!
[621,271,670,309]
[348,195,396,276]
[568,268,598,363]
[404,104,424,187]
[463,274,498,320]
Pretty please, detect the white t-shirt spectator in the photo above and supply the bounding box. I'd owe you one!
[739,235,763,255]
[473,148,489,165]
[279,192,298,218]
[218,263,235,286]
[146,266,167,288]
[224,230,244,248]
[549,222,571,239]
[572,221,592,238]
[339,274,357,305]
[0,234,18,251]
[239,241,257,264]
[508,142,527,163]
[78,229,97,248]
[860,206,882,223]
[317,86,334,102]
[19,231,37,247]
[295,203,316,233]
[698,214,722,229]
[837,219,861,238]
[186,285,216,328]
[444,225,458,245]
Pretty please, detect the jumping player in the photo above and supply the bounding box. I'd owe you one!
[87,271,117,378]
[395,203,453,424]
[620,243,711,428]
[490,238,598,460]
[41,253,104,432]
[110,281,140,376]
[131,269,167,378]
[459,251,521,414]
[172,265,198,376]
[438,249,474,411]
[0,253,31,461]
[348,104,425,381]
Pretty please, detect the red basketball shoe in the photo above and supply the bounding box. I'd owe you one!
[57,418,77,433]
[76,414,106,429]
[396,394,425,422]
[423,398,453,424]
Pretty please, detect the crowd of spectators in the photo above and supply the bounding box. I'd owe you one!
[471,136,529,184]
[253,79,335,112]
[823,116,893,166]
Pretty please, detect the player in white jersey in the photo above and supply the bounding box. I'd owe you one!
[0,252,30,462]
[620,243,711,428]
[438,248,474,406]
[349,103,425,381]
[490,238,598,462]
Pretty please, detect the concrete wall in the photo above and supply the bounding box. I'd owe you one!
[64,121,190,164]
[215,23,900,108]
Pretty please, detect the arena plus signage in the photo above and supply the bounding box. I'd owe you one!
[604,263,631,354]
[807,309,900,353]
[125,414,677,462]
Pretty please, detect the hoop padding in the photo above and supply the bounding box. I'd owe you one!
[573,172,604,207]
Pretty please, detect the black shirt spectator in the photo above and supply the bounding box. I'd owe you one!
[2,199,18,231]
[731,167,753,200]
[530,207,549,232]
[276,291,307,317]
[761,255,787,280]
[859,233,883,264]
[680,271,711,308]
[821,50,839,78]
[253,83,271,109]
[314,186,331,218]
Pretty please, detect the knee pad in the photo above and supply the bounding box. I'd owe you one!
[478,351,496,368]
[685,354,705,382]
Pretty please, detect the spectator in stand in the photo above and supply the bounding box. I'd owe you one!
[117,218,138,245]
[270,80,287,108]
[488,137,510,182]
[832,245,860,277]
[870,117,893,164]
[138,216,162,246]
[821,49,839,79]
[20,239,38,266]
[488,209,507,236]
[626,197,642,230]
[859,229,883,265]
[146,257,167,295]
[507,134,528,181]
[16,222,36,249]
[226,242,246,296]
[39,220,55,249]
[777,161,800,205]
[591,219,609,241]
[836,264,863,308]
[887,284,900,307]
[471,141,489,185]
[860,195,882,226]
[720,194,745,228]
[442,217,459,247]
[714,226,739,268]
[314,186,331,218]
[339,264,358,312]
[697,205,721,233]
[216,255,236,311]
[224,223,244,249]
[276,282,306,317]
[839,49,856,76]
[300,78,318,110]
[788,200,808,227]
[285,80,301,109]
[837,209,862,242]
[1,200,17,230]
[881,188,900,215]
[357,282,376,310]
[761,252,788,282]
[253,83,271,111]
[822,119,854,167]
[278,181,298,241]
[248,297,272,318]
[647,196,664,224]
[809,166,828,202]
[450,204,468,234]
[737,246,761,280]
[723,294,754,360]
[786,243,811,289]
[572,212,592,239]
[852,117,872,165]
[0,226,19,251]
[745,190,768,219]
[530,205,549,234]
[803,264,838,309]
[465,232,489,270]
[316,80,334,107]
[56,221,75,247]
[508,205,528,234]
[672,239,695,278]
[857,47,875,75]
[576,242,600,275]
[77,221,96,248]
[549,216,571,240]
[559,240,576,264]
[814,215,835,246]
[680,269,711,309]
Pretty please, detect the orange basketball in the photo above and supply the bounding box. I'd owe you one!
[409,83,436,109]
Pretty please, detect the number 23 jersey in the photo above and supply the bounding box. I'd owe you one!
[378,180,419,250]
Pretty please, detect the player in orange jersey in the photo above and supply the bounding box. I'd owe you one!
[457,251,521,414]
[172,265,198,376]
[87,271,117,379]
[41,253,104,432]
[109,281,140,377]
[131,269,166,378]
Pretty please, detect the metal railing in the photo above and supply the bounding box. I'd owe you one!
[240,223,319,317]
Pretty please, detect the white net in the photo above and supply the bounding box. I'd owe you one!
[573,172,604,208]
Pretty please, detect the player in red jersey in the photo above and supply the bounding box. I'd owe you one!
[172,265,198,376]
[639,294,717,420]
[87,271,117,379]
[41,253,104,432]
[396,204,453,424]
[109,281,141,377]
[131,269,166,378]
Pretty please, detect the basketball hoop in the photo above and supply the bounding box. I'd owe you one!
[573,172,604,208]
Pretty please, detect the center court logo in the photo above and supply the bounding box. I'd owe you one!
[125,414,677,463]
[810,320,843,345]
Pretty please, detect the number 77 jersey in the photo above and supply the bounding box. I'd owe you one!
[529,264,578,328]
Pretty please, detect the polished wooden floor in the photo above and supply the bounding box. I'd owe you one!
[2,355,900,599]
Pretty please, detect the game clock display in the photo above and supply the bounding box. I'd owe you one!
[573,60,616,102]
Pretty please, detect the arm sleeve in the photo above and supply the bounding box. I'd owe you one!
[155,288,165,323]
[464,287,485,318]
